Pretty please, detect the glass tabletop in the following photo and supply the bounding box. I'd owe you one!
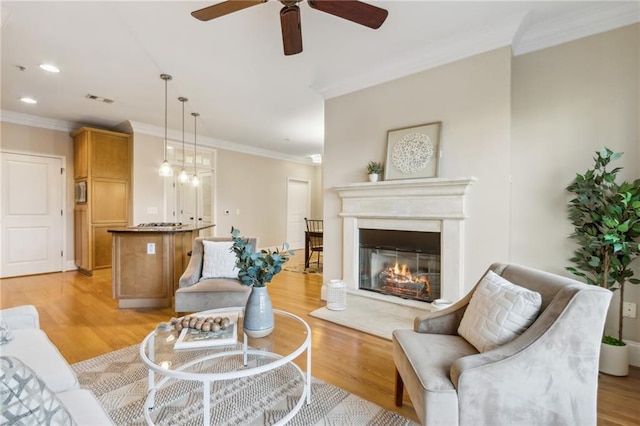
[140,308,311,380]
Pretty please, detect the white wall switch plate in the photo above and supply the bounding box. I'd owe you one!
[147,243,155,255]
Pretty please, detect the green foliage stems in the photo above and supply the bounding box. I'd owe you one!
[230,227,293,288]
[367,161,384,174]
[566,147,640,342]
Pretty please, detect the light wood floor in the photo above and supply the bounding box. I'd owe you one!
[1,267,639,425]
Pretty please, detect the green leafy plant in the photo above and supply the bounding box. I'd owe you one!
[230,227,293,287]
[367,161,384,174]
[566,147,640,343]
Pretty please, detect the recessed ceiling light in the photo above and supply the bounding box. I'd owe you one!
[20,97,37,104]
[40,64,60,73]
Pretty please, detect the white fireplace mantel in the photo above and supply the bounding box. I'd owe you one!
[335,176,477,307]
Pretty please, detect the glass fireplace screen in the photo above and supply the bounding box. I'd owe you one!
[359,229,440,303]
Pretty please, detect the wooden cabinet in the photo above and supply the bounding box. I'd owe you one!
[109,228,203,309]
[72,127,131,275]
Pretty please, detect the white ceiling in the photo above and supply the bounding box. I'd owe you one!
[2,1,638,162]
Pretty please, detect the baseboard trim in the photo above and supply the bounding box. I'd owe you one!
[625,339,640,367]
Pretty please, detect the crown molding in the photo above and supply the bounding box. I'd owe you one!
[124,120,314,165]
[312,11,528,99]
[1,111,314,165]
[513,1,640,56]
[313,2,639,100]
[0,109,83,133]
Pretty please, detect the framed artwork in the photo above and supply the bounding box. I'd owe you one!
[384,121,442,180]
[75,181,87,204]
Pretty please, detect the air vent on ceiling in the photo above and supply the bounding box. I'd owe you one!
[85,94,114,104]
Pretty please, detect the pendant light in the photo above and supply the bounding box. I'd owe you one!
[177,96,190,183]
[191,112,200,187]
[158,74,174,177]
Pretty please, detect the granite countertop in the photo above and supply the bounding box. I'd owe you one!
[108,223,215,233]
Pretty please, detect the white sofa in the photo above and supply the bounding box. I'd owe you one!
[0,305,113,425]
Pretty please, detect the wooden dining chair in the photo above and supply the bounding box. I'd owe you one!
[304,218,323,270]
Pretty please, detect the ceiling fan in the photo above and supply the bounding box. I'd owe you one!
[191,0,389,56]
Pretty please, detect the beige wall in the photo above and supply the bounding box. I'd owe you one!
[324,23,640,342]
[0,120,322,271]
[215,150,321,246]
[511,23,640,341]
[130,130,322,248]
[324,47,513,293]
[0,121,75,266]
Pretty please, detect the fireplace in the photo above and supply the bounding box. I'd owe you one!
[359,229,440,302]
[334,177,476,307]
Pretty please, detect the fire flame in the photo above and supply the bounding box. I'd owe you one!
[385,262,430,294]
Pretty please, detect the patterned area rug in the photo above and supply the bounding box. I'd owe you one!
[282,253,322,275]
[72,344,417,425]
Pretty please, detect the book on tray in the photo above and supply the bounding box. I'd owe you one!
[174,311,239,349]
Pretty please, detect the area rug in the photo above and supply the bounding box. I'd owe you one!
[72,344,417,426]
[309,294,431,340]
[282,254,322,275]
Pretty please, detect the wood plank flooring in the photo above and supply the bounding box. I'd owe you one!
[1,267,639,425]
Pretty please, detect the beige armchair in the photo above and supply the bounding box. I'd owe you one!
[175,236,256,314]
[393,263,611,426]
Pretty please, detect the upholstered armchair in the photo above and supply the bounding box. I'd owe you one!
[175,236,256,314]
[393,263,611,426]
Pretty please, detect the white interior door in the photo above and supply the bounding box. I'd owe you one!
[286,179,310,250]
[1,152,63,278]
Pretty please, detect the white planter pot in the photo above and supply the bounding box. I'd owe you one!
[368,173,379,182]
[599,342,629,376]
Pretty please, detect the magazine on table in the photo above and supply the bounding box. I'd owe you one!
[174,311,239,349]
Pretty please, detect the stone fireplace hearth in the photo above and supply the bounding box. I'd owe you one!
[334,177,476,308]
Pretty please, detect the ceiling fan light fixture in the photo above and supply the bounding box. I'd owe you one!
[191,0,388,56]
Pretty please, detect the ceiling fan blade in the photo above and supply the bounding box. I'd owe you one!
[280,5,303,56]
[308,0,388,29]
[192,0,266,21]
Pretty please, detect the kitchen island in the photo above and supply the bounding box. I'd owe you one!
[109,223,215,309]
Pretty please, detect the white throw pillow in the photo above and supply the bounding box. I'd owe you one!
[458,270,542,353]
[201,241,239,279]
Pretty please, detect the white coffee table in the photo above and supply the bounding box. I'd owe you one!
[139,307,312,425]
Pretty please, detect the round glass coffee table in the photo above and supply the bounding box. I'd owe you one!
[139,307,311,425]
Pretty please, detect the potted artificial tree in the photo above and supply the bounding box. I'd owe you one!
[230,227,292,338]
[566,147,640,376]
[367,161,384,182]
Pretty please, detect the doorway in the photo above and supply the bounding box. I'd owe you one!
[286,179,310,250]
[0,152,64,278]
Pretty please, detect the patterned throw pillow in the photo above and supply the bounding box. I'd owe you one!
[0,356,75,425]
[201,240,240,279]
[0,320,13,345]
[457,270,542,353]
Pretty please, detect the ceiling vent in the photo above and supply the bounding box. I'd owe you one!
[85,94,114,104]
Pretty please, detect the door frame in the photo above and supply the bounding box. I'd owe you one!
[0,149,68,275]
[286,178,311,251]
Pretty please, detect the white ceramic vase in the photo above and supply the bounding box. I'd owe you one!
[599,342,629,376]
[243,286,274,338]
[368,173,379,182]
